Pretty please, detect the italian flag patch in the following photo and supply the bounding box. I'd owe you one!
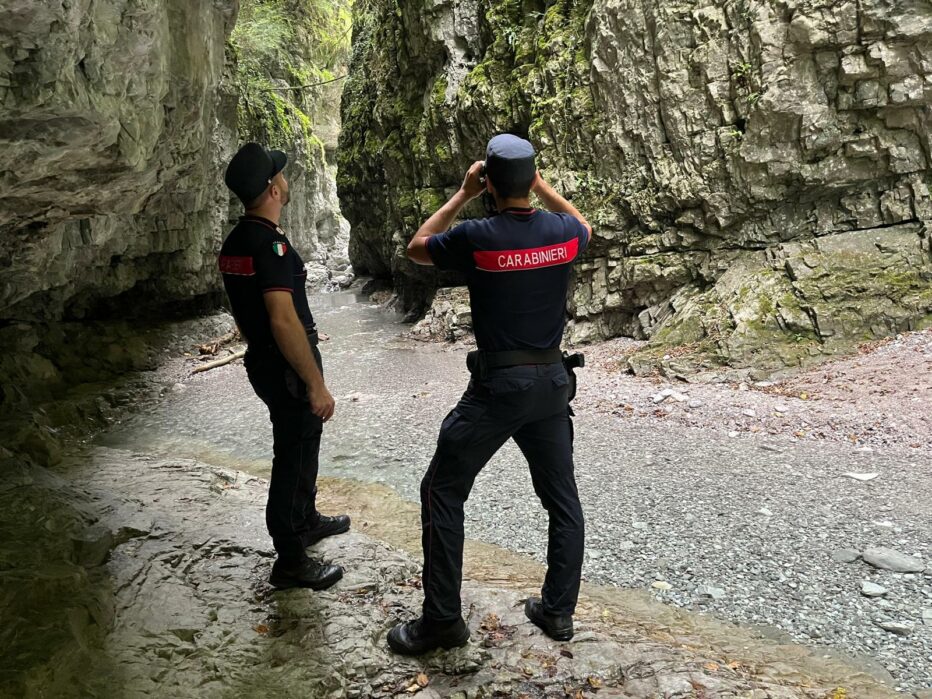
[272,242,287,257]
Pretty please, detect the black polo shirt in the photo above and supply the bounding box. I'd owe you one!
[218,216,316,348]
[426,208,589,351]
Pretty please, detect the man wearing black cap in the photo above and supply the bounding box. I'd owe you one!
[387,134,591,654]
[219,142,349,590]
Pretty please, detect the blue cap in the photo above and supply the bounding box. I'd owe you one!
[485,134,536,194]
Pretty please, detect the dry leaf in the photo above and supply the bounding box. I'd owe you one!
[703,661,719,671]
[416,673,429,688]
[587,675,603,688]
[480,613,501,631]
[404,684,421,694]
[253,624,269,635]
[560,649,574,659]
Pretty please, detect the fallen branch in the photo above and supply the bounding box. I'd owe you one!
[191,350,246,374]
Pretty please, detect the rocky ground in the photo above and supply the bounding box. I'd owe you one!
[5,290,929,696]
[0,447,900,698]
[575,329,932,454]
[352,291,932,691]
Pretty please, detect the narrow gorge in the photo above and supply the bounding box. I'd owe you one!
[0,0,350,452]
[1,1,931,696]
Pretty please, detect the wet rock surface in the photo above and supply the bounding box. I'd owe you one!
[0,448,898,698]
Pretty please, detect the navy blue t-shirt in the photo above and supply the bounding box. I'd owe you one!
[218,216,316,349]
[426,208,589,351]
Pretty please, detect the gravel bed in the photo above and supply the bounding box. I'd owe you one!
[575,330,931,455]
[106,297,932,692]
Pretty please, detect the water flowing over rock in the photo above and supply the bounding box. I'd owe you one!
[338,0,932,373]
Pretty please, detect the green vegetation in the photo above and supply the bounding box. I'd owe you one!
[229,0,352,149]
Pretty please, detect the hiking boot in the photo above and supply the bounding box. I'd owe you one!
[524,597,574,641]
[269,557,343,590]
[304,513,351,546]
[387,616,470,655]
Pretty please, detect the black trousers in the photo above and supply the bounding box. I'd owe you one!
[420,361,584,622]
[245,346,324,565]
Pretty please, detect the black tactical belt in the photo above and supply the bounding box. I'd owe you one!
[467,348,567,379]
[474,348,564,369]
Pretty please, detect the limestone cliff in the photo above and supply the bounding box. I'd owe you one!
[0,0,238,322]
[0,0,240,430]
[0,0,351,437]
[229,0,352,287]
[338,0,932,373]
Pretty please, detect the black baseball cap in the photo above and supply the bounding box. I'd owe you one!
[224,142,287,204]
[485,134,536,194]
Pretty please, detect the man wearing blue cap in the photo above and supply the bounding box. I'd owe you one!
[388,134,591,654]
[219,142,349,590]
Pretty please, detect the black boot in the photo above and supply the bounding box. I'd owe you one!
[303,513,351,546]
[524,597,574,641]
[269,557,343,590]
[387,616,470,655]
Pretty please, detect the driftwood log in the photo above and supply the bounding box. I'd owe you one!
[191,350,246,374]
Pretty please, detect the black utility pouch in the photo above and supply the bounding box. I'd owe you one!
[561,352,585,404]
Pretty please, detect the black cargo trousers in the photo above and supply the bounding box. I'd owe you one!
[420,361,584,622]
[244,344,324,565]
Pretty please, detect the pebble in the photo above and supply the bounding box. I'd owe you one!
[648,391,689,405]
[774,405,789,413]
[875,620,914,636]
[727,430,739,438]
[696,584,725,600]
[922,609,932,626]
[687,399,704,409]
[843,471,879,482]
[758,508,773,516]
[741,409,757,418]
[171,383,187,393]
[831,548,861,564]
[651,581,673,591]
[863,547,925,573]
[861,581,888,598]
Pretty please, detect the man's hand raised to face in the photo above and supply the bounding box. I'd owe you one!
[461,161,486,200]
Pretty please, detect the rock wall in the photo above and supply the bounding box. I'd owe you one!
[0,0,353,428]
[0,0,238,322]
[338,0,932,373]
[229,0,352,289]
